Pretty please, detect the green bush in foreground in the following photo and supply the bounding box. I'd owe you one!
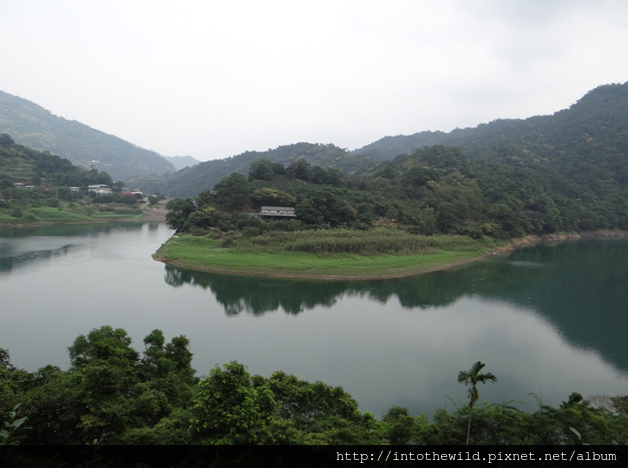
[2,328,627,446]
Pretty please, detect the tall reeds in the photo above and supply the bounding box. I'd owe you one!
[231,228,484,257]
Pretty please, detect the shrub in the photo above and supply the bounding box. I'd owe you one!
[221,236,235,248]
[242,227,259,238]
[189,226,206,236]
[218,222,233,232]
[10,208,22,218]
[113,207,137,215]
[267,220,302,232]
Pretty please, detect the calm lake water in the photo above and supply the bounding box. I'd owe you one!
[1,222,627,418]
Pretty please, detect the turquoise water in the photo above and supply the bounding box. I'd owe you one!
[1,223,626,417]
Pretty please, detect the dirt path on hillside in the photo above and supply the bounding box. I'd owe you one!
[140,202,168,222]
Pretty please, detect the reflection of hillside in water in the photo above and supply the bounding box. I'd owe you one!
[164,266,350,315]
[0,222,147,275]
[0,244,77,275]
[164,240,628,372]
[0,244,75,274]
[0,222,145,239]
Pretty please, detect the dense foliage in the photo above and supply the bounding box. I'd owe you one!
[355,82,628,163]
[2,330,627,446]
[0,134,113,192]
[0,91,176,180]
[0,134,147,224]
[165,134,628,241]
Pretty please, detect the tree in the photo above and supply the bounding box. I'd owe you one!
[250,370,383,444]
[191,361,276,445]
[295,190,357,227]
[248,159,276,181]
[286,159,311,180]
[250,188,296,208]
[21,328,197,445]
[457,361,497,445]
[165,198,197,230]
[188,206,220,228]
[0,133,15,147]
[213,173,250,212]
[381,406,422,445]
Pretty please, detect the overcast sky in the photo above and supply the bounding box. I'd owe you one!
[2,0,628,161]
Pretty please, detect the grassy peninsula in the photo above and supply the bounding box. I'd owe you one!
[156,82,628,279]
[154,229,502,279]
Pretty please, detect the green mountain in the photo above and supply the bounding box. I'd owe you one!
[170,134,628,240]
[355,82,628,165]
[161,155,201,170]
[132,142,379,198]
[0,91,176,181]
[0,133,113,191]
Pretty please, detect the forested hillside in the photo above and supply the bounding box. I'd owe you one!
[355,82,628,164]
[0,91,176,181]
[132,142,379,198]
[166,139,628,241]
[0,134,113,192]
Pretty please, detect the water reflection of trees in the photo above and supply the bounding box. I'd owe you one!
[164,240,628,371]
[0,223,145,239]
[163,255,552,317]
[0,244,75,275]
[0,222,148,275]
[164,266,352,315]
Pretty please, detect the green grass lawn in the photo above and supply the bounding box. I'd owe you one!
[0,206,144,225]
[29,207,90,222]
[156,235,499,278]
[90,212,140,218]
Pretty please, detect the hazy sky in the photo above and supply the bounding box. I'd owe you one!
[2,0,628,161]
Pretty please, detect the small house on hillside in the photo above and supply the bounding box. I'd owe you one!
[88,184,112,196]
[259,206,297,221]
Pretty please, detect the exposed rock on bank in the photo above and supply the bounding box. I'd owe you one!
[495,229,628,254]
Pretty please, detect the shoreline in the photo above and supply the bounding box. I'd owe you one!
[152,228,628,281]
[152,251,493,280]
[0,217,146,229]
[494,229,628,254]
[0,203,168,229]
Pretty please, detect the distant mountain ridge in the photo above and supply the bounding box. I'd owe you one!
[132,142,380,198]
[354,82,628,162]
[0,90,176,181]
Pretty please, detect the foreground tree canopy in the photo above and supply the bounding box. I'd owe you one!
[1,328,627,445]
